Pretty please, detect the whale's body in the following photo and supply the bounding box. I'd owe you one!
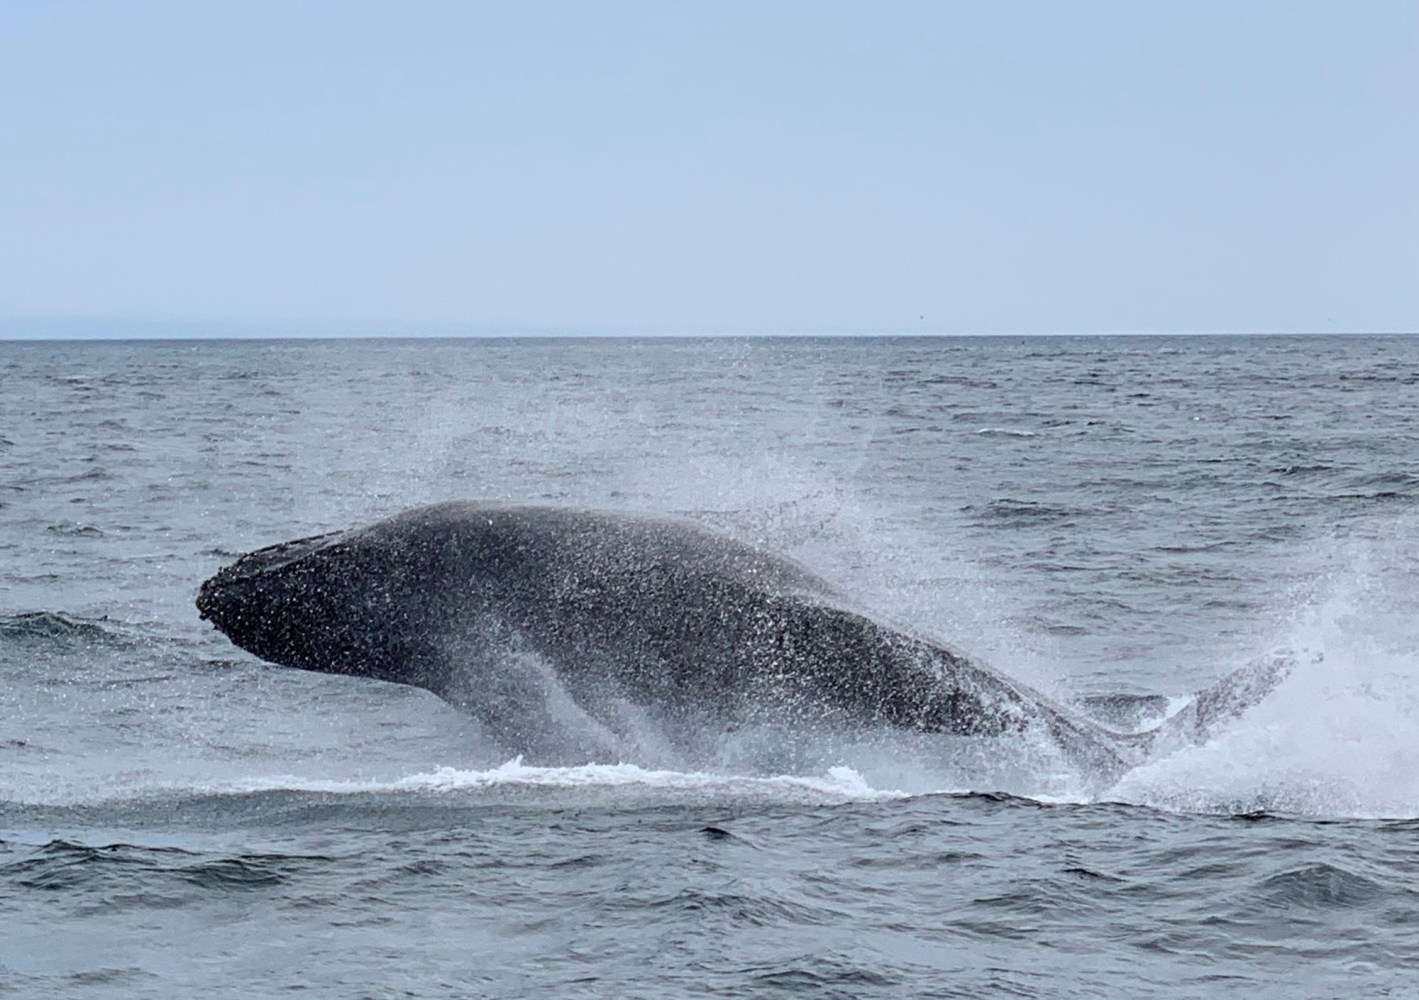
[196,503,1287,779]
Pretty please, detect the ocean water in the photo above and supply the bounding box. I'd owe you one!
[2,334,1417,998]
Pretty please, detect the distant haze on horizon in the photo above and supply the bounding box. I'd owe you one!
[2,1,1415,339]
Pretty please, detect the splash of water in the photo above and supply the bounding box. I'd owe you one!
[1112,529,1419,819]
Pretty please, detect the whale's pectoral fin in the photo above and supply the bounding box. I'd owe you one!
[433,630,633,763]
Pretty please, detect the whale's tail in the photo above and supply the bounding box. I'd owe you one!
[1034,651,1298,786]
[1142,651,1299,758]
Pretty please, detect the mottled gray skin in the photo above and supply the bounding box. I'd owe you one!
[196,503,1285,777]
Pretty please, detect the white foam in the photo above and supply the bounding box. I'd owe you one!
[975,427,1037,437]
[227,758,909,803]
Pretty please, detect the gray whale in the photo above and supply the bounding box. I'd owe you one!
[196,502,1290,779]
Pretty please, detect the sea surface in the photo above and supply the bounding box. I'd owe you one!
[1,334,1417,998]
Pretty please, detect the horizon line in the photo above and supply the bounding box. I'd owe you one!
[2,316,1414,342]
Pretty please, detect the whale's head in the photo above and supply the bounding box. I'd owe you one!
[196,505,555,695]
[197,524,454,689]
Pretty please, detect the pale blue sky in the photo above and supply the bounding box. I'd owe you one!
[2,1,1415,336]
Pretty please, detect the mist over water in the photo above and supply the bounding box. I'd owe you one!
[2,335,1418,997]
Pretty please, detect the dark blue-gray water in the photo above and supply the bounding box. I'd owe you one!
[2,335,1417,998]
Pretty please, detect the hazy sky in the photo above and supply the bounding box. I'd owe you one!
[2,1,1415,336]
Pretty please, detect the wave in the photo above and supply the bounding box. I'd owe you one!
[44,521,105,538]
[0,611,133,648]
[965,498,1090,524]
[1255,862,1386,910]
[3,839,306,899]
